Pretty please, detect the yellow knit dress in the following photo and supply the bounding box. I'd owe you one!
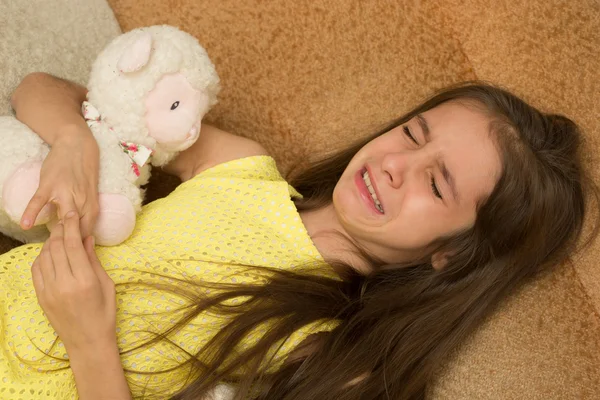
[0,156,334,399]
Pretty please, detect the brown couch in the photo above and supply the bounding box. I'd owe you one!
[107,1,600,398]
[2,0,599,398]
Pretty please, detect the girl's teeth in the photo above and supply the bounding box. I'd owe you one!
[362,171,384,213]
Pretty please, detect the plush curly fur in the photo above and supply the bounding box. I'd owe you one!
[0,25,220,244]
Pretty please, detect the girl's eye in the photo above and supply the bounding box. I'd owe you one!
[431,177,443,199]
[403,126,418,144]
[171,101,180,110]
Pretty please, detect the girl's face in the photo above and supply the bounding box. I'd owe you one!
[332,101,502,266]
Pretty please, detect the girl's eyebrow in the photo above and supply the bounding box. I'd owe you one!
[416,114,430,140]
[440,160,460,203]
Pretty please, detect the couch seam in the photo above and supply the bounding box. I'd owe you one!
[427,4,479,80]
[454,37,478,80]
[567,256,600,322]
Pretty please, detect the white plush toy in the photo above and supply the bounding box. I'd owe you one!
[0,25,220,246]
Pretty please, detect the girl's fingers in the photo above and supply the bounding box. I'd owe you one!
[84,236,116,297]
[21,188,49,229]
[84,236,106,278]
[55,196,78,226]
[79,206,99,240]
[84,235,98,263]
[48,220,73,278]
[31,257,45,294]
[63,212,95,280]
[38,240,56,283]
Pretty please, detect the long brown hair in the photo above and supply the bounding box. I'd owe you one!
[126,82,597,399]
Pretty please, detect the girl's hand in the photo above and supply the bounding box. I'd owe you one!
[31,210,116,354]
[21,131,100,239]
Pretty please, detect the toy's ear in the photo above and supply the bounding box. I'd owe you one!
[117,31,153,73]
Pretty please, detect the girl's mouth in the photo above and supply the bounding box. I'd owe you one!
[355,167,384,214]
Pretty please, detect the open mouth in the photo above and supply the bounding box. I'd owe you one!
[360,168,384,213]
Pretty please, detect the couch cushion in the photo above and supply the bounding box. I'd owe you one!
[0,0,121,116]
[429,262,600,399]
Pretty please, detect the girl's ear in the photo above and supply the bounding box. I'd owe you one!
[431,251,451,270]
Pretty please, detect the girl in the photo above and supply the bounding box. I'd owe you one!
[3,73,595,399]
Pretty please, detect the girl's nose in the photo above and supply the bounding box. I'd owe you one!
[381,150,430,189]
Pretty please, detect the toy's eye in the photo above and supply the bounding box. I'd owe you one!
[170,101,180,110]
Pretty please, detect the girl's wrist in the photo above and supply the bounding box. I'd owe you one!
[67,339,121,368]
[68,340,132,400]
[53,123,95,146]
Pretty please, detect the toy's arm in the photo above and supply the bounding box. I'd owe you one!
[11,72,91,146]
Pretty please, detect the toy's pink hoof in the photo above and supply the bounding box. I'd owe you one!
[93,193,136,246]
[3,161,55,225]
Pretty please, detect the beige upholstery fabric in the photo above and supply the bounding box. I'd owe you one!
[0,0,121,115]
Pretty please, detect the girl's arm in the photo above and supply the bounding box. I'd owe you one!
[32,212,132,400]
[11,72,89,145]
[10,73,100,237]
[12,73,269,196]
[68,343,132,400]
[15,74,130,397]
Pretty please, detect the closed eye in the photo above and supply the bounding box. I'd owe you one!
[431,177,442,199]
[403,126,418,144]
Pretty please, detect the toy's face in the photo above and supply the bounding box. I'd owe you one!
[144,73,209,152]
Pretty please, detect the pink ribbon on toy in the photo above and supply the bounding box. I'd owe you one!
[82,101,153,176]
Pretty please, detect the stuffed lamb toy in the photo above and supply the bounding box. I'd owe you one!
[0,25,220,246]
